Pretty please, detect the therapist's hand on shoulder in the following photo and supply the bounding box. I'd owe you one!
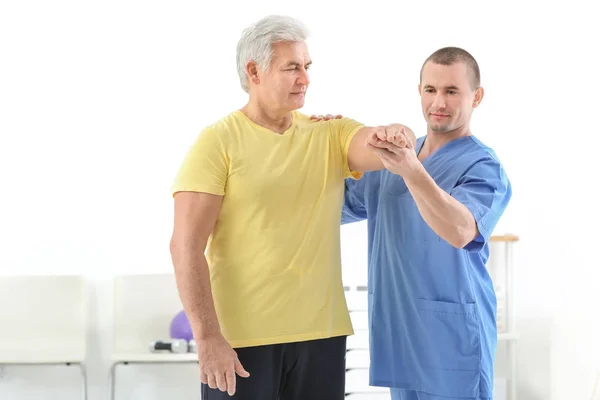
[310,113,343,121]
[366,125,421,179]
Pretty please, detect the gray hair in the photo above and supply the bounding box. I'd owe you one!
[236,15,309,93]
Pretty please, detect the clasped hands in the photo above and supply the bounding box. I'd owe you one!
[311,114,419,178]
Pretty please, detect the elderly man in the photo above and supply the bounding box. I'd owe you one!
[169,15,414,400]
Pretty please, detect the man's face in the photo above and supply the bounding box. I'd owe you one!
[419,61,483,133]
[253,41,311,112]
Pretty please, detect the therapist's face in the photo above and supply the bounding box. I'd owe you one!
[419,61,484,134]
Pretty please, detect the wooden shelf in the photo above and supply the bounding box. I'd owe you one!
[490,234,519,242]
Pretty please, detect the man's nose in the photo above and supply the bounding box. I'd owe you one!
[432,93,446,109]
[297,69,309,86]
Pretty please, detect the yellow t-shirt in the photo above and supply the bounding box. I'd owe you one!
[171,110,364,348]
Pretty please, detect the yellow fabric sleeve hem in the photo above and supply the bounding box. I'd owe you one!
[171,184,225,197]
[343,124,366,180]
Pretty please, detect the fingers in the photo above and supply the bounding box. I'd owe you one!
[234,356,250,378]
[385,127,397,142]
[215,371,227,392]
[371,140,399,154]
[391,133,408,148]
[373,127,387,142]
[367,144,394,163]
[207,373,217,389]
[367,126,411,151]
[371,126,402,144]
[200,371,208,385]
[367,135,405,154]
[226,367,236,396]
[205,368,238,395]
[310,114,343,121]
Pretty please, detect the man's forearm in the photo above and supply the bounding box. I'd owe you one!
[171,243,221,339]
[404,167,478,248]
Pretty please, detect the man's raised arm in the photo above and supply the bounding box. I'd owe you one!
[348,124,417,172]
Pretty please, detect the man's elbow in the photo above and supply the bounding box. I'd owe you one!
[348,157,384,173]
[169,235,205,271]
[447,226,479,249]
[169,236,180,259]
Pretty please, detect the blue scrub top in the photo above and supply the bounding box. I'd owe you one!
[342,135,512,398]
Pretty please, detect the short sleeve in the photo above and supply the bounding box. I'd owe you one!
[450,158,512,252]
[170,127,228,197]
[329,118,365,180]
[342,177,368,224]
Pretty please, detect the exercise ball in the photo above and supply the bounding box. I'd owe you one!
[170,310,193,341]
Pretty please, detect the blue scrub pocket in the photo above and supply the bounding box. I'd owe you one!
[412,298,482,397]
[416,298,480,371]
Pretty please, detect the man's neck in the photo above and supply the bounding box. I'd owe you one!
[419,125,471,160]
[240,100,293,134]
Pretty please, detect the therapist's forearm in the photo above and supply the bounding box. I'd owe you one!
[404,166,478,249]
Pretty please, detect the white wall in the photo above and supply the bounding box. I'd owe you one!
[1,0,598,399]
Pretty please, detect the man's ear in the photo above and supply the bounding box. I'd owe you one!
[473,87,484,108]
[246,61,260,85]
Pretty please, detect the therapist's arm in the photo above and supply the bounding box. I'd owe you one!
[403,166,478,248]
[367,141,477,248]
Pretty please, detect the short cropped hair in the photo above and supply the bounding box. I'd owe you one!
[420,46,481,90]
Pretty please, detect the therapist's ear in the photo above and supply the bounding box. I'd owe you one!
[472,87,484,108]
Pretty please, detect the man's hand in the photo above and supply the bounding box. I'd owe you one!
[366,125,422,180]
[197,333,250,396]
[310,114,343,121]
[365,124,414,149]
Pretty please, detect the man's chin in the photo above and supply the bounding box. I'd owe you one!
[429,123,451,133]
[289,101,305,111]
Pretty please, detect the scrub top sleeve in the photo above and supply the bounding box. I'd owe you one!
[342,178,368,224]
[450,158,512,252]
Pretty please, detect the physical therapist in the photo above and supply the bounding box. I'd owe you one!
[342,46,513,400]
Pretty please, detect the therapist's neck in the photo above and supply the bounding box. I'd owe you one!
[421,123,471,159]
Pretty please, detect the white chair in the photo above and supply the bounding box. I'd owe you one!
[108,273,197,400]
[0,274,88,399]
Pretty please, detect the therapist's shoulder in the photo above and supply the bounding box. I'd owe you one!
[462,136,511,187]
[464,135,506,165]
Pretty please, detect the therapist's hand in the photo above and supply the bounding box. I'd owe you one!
[310,114,343,121]
[367,127,422,180]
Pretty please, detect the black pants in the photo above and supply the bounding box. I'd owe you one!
[201,335,347,400]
